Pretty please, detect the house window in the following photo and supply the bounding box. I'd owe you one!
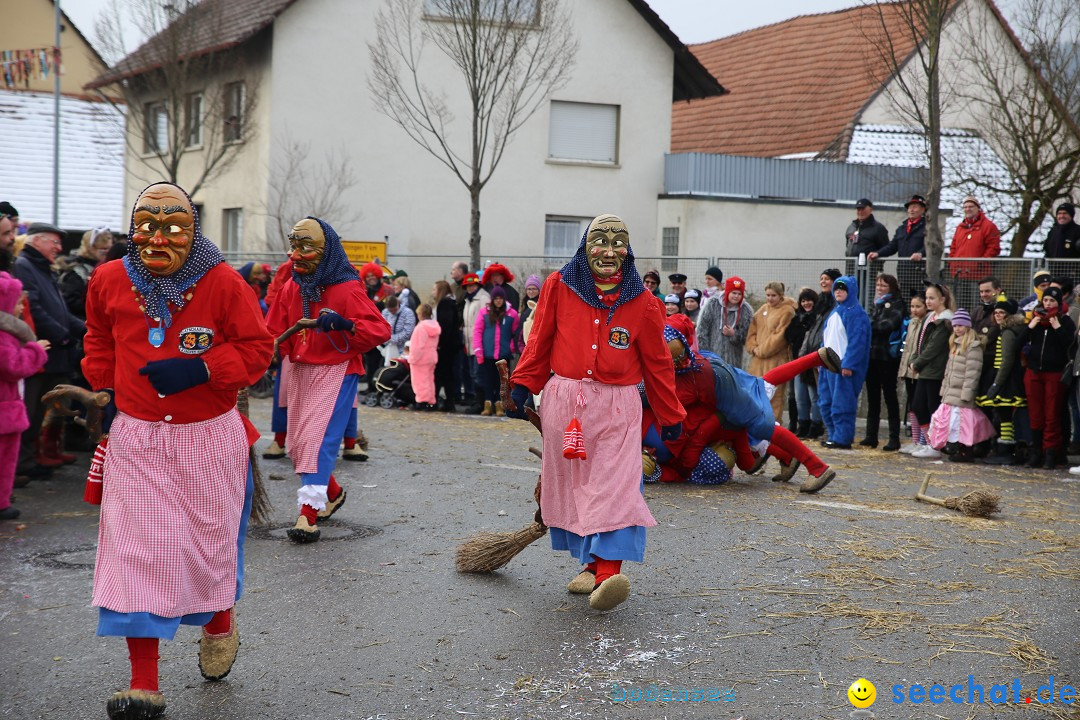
[544,215,589,259]
[223,82,245,144]
[143,101,167,154]
[423,0,538,24]
[185,92,203,148]
[222,208,243,253]
[548,101,619,164]
[661,227,679,271]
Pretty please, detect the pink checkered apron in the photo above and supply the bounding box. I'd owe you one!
[286,361,348,473]
[93,409,248,617]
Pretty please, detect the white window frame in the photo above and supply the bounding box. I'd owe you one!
[222,208,243,253]
[661,227,679,272]
[185,92,203,149]
[143,101,168,154]
[423,0,539,25]
[544,215,590,260]
[547,100,620,166]
[223,82,245,144]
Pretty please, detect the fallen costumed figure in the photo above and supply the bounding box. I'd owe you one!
[642,321,842,493]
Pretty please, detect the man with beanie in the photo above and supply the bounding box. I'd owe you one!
[949,196,1001,309]
[703,266,723,302]
[1045,202,1080,259]
[1020,270,1052,320]
[817,276,871,449]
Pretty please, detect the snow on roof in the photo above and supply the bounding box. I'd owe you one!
[847,124,1052,257]
[0,90,125,232]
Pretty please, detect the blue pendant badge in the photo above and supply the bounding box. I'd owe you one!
[148,326,165,348]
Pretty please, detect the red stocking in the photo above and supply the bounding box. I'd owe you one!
[300,504,318,525]
[763,350,826,386]
[715,428,757,471]
[769,426,828,476]
[204,607,232,636]
[327,475,342,502]
[274,432,286,446]
[593,558,622,585]
[126,637,159,692]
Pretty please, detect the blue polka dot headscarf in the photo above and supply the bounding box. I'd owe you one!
[290,216,360,318]
[687,445,733,485]
[122,182,224,329]
[558,214,645,322]
[663,324,704,375]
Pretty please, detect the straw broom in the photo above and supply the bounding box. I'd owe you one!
[915,473,1000,518]
[455,360,547,573]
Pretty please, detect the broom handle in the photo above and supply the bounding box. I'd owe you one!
[273,317,318,362]
[914,472,949,508]
[497,359,513,412]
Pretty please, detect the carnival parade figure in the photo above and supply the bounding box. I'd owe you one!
[643,315,843,491]
[508,214,686,611]
[265,217,390,543]
[81,183,274,719]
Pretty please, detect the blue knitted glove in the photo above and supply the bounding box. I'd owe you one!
[505,385,530,419]
[661,422,683,442]
[139,357,209,396]
[101,388,116,434]
[316,311,354,333]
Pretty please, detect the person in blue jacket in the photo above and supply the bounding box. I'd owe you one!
[817,275,871,449]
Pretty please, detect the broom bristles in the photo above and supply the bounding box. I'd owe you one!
[944,490,1000,518]
[455,522,547,573]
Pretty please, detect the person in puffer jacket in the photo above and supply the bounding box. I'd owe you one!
[927,309,995,463]
[408,303,441,409]
[817,275,871,448]
[473,285,519,416]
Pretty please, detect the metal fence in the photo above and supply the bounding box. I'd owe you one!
[222,251,1077,312]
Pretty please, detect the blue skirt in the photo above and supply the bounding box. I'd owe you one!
[549,525,647,563]
[97,461,255,640]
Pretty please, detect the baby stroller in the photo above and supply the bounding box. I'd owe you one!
[365,358,414,409]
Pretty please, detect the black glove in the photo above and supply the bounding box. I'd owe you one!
[985,383,999,399]
[505,385,530,419]
[101,388,116,434]
[139,357,209,396]
[316,311,354,333]
[661,422,683,442]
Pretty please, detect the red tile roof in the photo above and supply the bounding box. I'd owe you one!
[85,0,297,90]
[671,2,920,158]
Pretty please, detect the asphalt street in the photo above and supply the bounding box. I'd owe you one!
[1,398,1077,720]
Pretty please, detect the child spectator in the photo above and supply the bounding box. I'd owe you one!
[0,272,50,520]
[664,294,681,317]
[698,276,753,369]
[1024,286,1076,468]
[473,286,519,416]
[382,294,416,360]
[978,296,1027,465]
[682,289,702,324]
[908,282,955,459]
[746,281,796,422]
[898,291,928,454]
[408,303,441,410]
[928,309,995,462]
[862,273,907,450]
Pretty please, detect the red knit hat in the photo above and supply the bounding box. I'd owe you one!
[481,263,515,285]
[665,312,696,348]
[360,261,384,280]
[724,276,745,300]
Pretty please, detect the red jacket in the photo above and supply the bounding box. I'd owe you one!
[82,261,273,442]
[265,278,391,376]
[264,260,293,309]
[949,212,1000,279]
[511,272,685,427]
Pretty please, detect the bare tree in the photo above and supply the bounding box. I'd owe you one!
[368,0,577,269]
[91,0,260,197]
[263,133,363,251]
[951,0,1080,256]
[861,0,960,282]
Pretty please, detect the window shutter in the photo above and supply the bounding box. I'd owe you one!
[548,101,618,163]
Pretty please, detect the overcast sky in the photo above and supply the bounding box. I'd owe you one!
[64,0,1023,59]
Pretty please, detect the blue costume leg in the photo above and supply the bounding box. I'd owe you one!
[830,372,865,446]
[299,374,359,503]
[271,367,287,434]
[344,405,358,439]
[817,367,835,438]
[642,423,674,463]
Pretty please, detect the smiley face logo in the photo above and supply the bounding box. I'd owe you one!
[848,678,876,708]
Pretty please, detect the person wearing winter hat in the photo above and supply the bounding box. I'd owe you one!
[949,196,1001,309]
[507,213,685,612]
[473,284,519,416]
[1045,201,1080,259]
[698,276,753,368]
[642,269,663,298]
[1020,269,1053,320]
[1024,285,1076,468]
[797,269,842,439]
[926,309,995,462]
[977,295,1027,465]
[664,293,681,316]
[668,273,688,300]
[703,266,723,302]
[481,262,520,310]
[817,276,871,449]
[517,274,543,349]
[682,288,702,324]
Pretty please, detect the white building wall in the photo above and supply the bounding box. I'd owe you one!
[267,0,674,261]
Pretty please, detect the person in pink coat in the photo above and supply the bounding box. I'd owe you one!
[0,271,50,520]
[408,303,442,409]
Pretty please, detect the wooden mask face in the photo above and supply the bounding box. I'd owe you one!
[288,218,325,275]
[585,214,629,278]
[131,184,195,276]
